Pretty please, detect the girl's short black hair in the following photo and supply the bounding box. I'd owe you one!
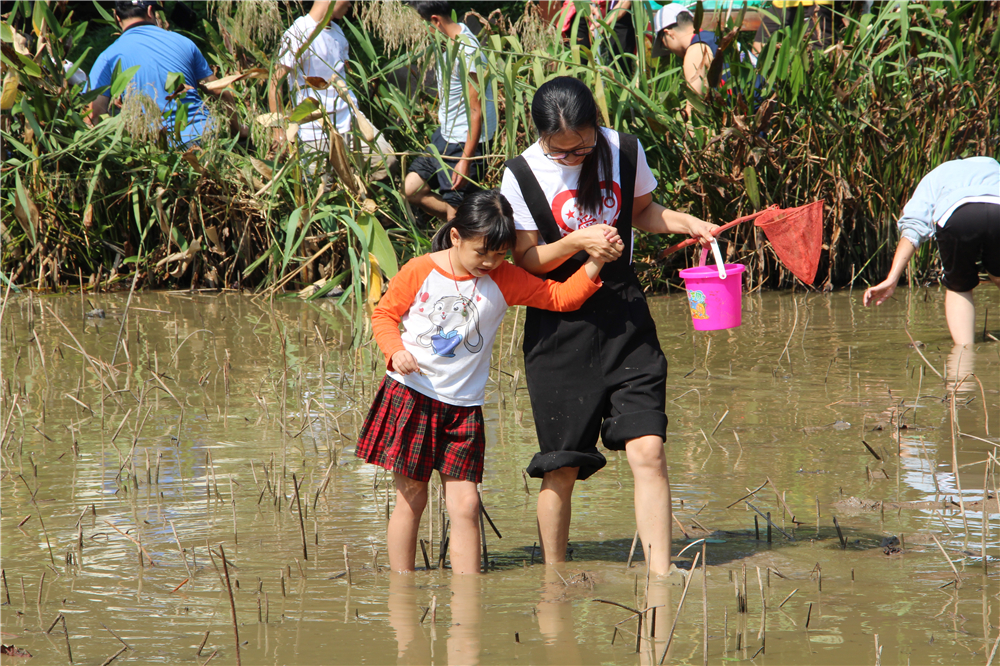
[531,76,613,217]
[431,190,517,253]
[406,1,451,21]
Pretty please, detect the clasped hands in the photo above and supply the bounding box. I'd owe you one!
[574,224,626,262]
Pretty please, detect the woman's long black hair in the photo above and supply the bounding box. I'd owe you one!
[530,76,613,217]
[431,189,517,252]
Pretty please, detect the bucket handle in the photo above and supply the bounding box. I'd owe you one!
[711,239,727,279]
[698,240,728,279]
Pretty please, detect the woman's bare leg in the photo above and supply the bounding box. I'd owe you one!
[625,435,672,575]
[387,473,428,573]
[537,467,579,564]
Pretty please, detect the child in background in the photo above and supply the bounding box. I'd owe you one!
[357,189,621,575]
[402,1,498,220]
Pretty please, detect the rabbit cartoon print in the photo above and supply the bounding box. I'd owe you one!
[416,292,484,358]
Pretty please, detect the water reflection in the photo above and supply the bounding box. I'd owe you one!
[946,344,978,396]
[639,577,672,666]
[447,575,482,666]
[1,289,998,665]
[536,566,584,664]
[388,573,431,664]
[388,573,481,665]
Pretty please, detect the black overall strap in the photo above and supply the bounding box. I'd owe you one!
[616,133,638,266]
[505,155,566,246]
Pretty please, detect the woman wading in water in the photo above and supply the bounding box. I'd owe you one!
[501,76,717,574]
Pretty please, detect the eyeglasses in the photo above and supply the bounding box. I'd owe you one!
[542,144,597,160]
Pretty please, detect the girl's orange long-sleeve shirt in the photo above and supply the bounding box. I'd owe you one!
[372,254,602,406]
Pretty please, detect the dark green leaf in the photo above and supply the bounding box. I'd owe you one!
[743,166,761,210]
[306,270,350,301]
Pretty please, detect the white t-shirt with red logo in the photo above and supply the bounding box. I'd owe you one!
[499,128,658,258]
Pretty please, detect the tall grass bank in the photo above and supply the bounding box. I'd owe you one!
[2,1,997,306]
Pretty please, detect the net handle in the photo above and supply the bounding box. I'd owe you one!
[658,204,780,260]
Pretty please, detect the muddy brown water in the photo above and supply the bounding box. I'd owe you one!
[1,286,998,665]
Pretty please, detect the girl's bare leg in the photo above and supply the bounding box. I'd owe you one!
[388,473,428,573]
[440,473,481,575]
[625,435,672,575]
[536,467,579,564]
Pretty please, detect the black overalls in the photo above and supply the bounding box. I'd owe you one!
[506,134,669,481]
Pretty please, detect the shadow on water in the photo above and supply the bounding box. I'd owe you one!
[488,524,904,573]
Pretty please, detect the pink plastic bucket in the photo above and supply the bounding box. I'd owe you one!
[678,264,746,331]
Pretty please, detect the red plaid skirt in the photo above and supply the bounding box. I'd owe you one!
[356,376,485,483]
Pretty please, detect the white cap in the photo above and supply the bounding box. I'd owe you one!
[652,3,694,57]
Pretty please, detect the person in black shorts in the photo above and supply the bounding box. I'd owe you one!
[406,129,486,218]
[403,1,497,221]
[500,76,717,575]
[863,157,1000,346]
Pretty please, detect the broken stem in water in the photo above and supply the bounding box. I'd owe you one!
[219,544,241,666]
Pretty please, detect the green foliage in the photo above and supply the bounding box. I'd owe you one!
[2,0,997,325]
[0,0,403,319]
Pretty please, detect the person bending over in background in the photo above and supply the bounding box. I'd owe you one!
[88,0,246,147]
[270,0,396,180]
[863,156,1000,346]
[403,1,498,221]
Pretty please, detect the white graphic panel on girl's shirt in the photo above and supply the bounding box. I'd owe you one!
[412,290,485,358]
[551,181,623,236]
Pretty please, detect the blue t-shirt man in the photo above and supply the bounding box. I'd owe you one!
[89,2,214,146]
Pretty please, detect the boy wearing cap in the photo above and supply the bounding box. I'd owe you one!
[403,1,497,221]
[863,157,1000,346]
[89,0,246,147]
[652,3,724,117]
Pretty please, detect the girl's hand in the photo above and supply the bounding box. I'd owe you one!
[391,350,421,375]
[687,217,719,246]
[863,279,896,307]
[574,225,623,262]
